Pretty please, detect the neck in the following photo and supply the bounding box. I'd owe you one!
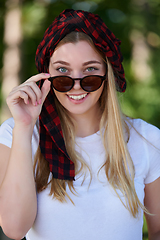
[71,108,102,138]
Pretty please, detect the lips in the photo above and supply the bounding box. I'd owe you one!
[67,93,88,100]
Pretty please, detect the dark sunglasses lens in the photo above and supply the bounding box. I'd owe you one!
[52,77,73,92]
[82,76,103,92]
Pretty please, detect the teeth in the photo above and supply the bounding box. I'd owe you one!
[68,93,87,100]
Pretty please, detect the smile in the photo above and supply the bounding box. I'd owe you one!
[68,93,88,100]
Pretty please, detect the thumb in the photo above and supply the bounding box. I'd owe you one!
[41,79,51,104]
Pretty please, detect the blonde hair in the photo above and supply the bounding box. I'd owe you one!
[34,32,146,217]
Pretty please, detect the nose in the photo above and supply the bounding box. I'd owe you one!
[71,72,83,90]
[73,79,81,90]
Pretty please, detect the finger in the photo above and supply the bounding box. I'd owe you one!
[26,73,51,83]
[7,73,51,106]
[9,73,50,95]
[23,79,51,105]
[10,85,38,106]
[20,81,42,104]
[17,90,29,105]
[40,79,51,104]
[19,85,40,106]
[11,80,44,105]
[7,89,29,106]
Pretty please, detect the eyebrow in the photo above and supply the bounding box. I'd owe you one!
[83,60,102,66]
[52,60,102,66]
[52,60,70,65]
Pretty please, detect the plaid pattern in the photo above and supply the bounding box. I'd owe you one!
[39,88,75,180]
[35,9,126,180]
[35,9,126,92]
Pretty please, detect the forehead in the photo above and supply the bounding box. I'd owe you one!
[50,41,104,63]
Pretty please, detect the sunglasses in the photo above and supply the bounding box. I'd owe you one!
[48,74,107,93]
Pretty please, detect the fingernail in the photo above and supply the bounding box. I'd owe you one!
[39,99,42,104]
[45,73,50,76]
[35,101,37,106]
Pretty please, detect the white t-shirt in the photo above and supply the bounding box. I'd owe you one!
[0,118,160,240]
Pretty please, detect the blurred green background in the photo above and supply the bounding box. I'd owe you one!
[0,0,160,239]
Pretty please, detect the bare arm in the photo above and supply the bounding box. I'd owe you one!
[0,73,51,239]
[144,177,160,240]
[0,129,36,239]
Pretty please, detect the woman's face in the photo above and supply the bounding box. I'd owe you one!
[49,40,106,119]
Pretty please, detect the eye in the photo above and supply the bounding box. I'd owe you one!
[86,67,98,72]
[57,67,68,73]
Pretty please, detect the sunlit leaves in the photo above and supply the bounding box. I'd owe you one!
[22,2,47,37]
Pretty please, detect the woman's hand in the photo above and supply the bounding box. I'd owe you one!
[0,73,51,238]
[6,73,51,128]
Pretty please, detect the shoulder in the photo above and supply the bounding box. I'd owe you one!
[0,117,15,130]
[0,118,15,148]
[126,118,160,184]
[127,118,160,145]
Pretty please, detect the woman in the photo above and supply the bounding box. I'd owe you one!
[0,9,160,240]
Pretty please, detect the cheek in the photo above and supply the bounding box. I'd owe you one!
[54,90,61,100]
[95,83,105,99]
[54,90,66,105]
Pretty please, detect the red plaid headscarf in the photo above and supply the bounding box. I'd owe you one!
[35,9,126,180]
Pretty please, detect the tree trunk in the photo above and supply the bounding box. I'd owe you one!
[1,0,22,124]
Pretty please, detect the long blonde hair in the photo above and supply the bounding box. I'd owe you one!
[34,31,146,217]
